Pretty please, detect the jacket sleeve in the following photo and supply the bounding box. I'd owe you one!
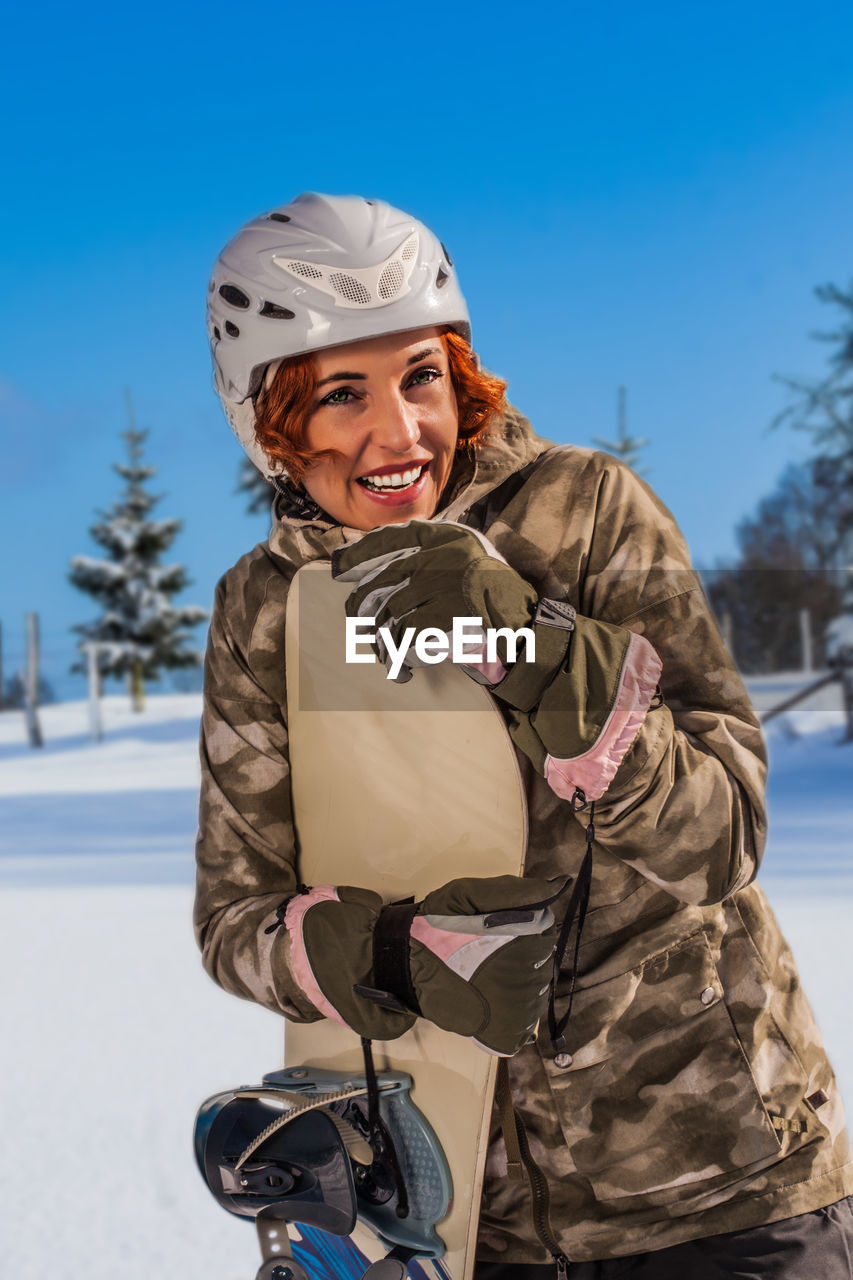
[193,572,322,1022]
[589,584,767,906]
[495,454,768,907]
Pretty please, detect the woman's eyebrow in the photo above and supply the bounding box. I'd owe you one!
[316,370,367,386]
[317,347,441,387]
[406,347,440,365]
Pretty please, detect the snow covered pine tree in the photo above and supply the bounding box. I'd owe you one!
[69,426,207,710]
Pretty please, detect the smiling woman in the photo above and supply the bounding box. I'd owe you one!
[251,327,506,528]
[195,192,853,1280]
[300,328,460,527]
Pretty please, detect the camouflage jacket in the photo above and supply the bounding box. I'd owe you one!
[195,407,853,1262]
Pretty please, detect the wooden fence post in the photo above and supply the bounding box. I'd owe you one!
[721,610,734,659]
[799,608,813,674]
[23,612,44,748]
[86,642,103,742]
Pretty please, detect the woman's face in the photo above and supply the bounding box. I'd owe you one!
[301,326,460,530]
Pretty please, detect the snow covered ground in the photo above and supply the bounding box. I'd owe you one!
[0,680,851,1279]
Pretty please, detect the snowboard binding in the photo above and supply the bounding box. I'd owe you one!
[194,1065,453,1280]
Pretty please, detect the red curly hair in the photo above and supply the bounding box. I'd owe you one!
[252,330,507,484]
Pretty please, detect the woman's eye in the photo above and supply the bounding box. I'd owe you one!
[321,387,355,406]
[408,367,443,387]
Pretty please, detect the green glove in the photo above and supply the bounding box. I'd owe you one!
[332,518,663,802]
[284,875,569,1055]
[331,519,540,678]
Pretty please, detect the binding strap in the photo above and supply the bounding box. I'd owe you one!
[360,1037,410,1219]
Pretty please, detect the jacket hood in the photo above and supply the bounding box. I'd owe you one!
[266,405,553,568]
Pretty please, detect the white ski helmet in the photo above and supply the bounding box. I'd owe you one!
[207,192,471,478]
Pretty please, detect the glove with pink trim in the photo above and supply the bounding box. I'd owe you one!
[332,520,664,803]
[283,875,568,1055]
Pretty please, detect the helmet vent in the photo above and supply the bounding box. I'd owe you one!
[441,242,453,267]
[213,325,221,340]
[378,261,405,299]
[329,272,371,305]
[260,300,296,319]
[288,261,323,281]
[272,231,420,310]
[268,212,292,223]
[436,265,449,289]
[225,321,240,337]
[219,283,251,309]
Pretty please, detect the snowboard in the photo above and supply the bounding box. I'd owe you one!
[272,561,529,1280]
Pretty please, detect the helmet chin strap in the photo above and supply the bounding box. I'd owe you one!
[272,475,327,522]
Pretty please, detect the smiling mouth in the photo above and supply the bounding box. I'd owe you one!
[357,464,428,494]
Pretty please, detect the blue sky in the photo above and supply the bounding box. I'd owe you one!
[2,0,852,697]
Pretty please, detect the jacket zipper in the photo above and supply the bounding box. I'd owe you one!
[513,1104,570,1277]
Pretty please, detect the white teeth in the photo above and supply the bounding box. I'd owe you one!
[361,465,425,491]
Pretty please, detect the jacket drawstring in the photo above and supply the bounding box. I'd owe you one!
[547,790,595,1055]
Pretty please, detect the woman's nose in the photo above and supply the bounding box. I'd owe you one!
[369,393,421,452]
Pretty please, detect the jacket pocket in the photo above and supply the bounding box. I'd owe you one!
[541,931,791,1209]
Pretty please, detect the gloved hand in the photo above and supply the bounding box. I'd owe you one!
[284,875,569,1055]
[332,519,663,803]
[331,519,540,680]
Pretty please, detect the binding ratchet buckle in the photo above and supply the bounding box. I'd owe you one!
[194,1065,452,1280]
